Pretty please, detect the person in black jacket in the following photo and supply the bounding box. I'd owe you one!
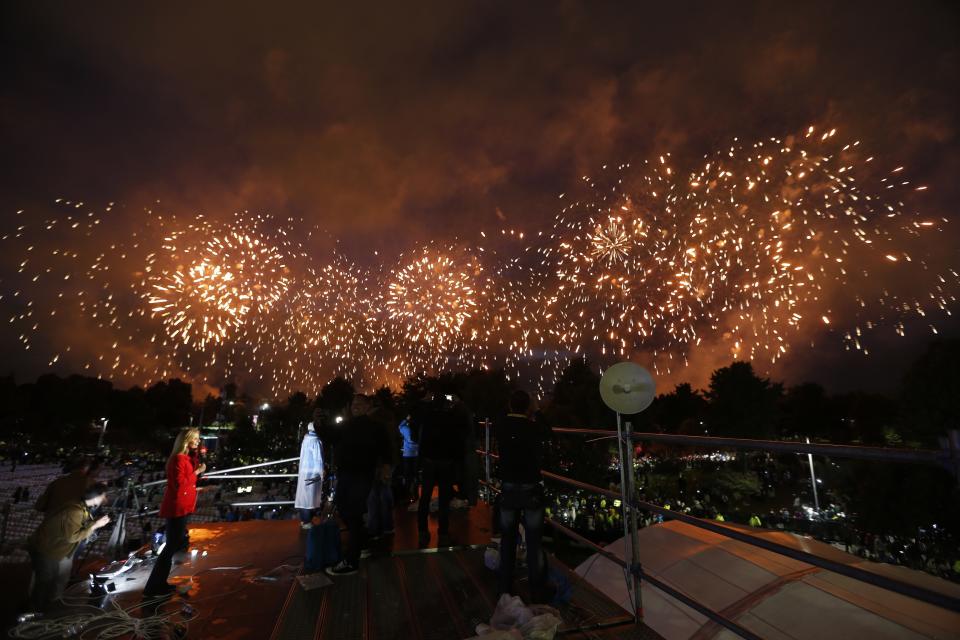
[326,394,391,576]
[414,394,465,547]
[494,390,551,602]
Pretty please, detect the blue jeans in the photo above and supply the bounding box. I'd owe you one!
[299,508,315,524]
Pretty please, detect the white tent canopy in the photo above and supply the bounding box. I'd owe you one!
[574,521,960,639]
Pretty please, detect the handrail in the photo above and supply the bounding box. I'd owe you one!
[550,427,947,464]
[139,457,300,487]
[203,457,299,477]
[480,449,960,613]
[198,474,297,480]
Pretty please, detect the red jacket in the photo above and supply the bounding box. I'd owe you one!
[159,453,199,518]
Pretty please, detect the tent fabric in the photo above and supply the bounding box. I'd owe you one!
[574,520,960,640]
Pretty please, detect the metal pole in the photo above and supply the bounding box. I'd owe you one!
[623,420,643,622]
[97,419,108,449]
[614,413,635,620]
[615,413,630,544]
[484,420,491,488]
[806,437,820,512]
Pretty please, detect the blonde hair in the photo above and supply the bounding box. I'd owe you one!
[170,427,200,459]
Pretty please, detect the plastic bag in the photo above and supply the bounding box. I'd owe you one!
[490,594,535,629]
[467,629,523,640]
[520,612,561,640]
[479,594,562,639]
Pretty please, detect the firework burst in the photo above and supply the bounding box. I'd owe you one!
[1,126,955,395]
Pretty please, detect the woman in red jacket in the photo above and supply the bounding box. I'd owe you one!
[144,427,205,597]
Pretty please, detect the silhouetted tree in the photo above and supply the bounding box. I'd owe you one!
[706,362,783,438]
[649,383,708,434]
[458,369,512,419]
[546,359,611,428]
[145,379,192,430]
[901,339,960,446]
[781,382,834,440]
[831,392,898,445]
[543,359,612,486]
[373,386,396,413]
[318,377,355,415]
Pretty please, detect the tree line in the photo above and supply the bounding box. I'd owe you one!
[1,339,957,452]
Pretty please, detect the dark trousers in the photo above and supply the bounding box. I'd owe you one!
[498,485,546,602]
[366,480,394,535]
[400,456,418,500]
[298,508,315,524]
[461,447,480,505]
[144,516,188,593]
[28,551,72,611]
[418,458,454,535]
[335,472,371,567]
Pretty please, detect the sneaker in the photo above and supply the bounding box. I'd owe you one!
[300,522,313,530]
[325,560,358,576]
[360,548,373,559]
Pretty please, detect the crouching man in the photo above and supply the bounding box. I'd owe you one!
[26,482,111,611]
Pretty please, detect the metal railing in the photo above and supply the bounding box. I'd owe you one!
[139,456,300,487]
[550,427,956,466]
[479,420,960,638]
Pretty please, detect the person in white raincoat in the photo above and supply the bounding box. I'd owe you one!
[295,421,325,529]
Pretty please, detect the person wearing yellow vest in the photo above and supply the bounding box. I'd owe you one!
[27,482,110,611]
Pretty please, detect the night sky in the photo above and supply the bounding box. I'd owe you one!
[0,2,958,396]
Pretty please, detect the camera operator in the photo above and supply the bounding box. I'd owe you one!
[26,482,111,611]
